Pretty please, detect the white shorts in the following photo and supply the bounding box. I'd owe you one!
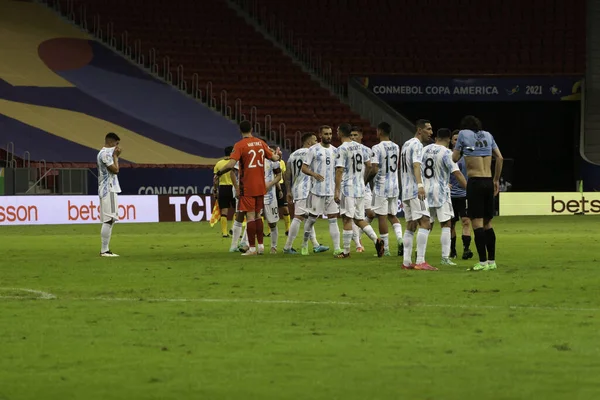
[340,195,365,220]
[263,202,280,224]
[294,198,309,216]
[100,192,119,223]
[372,195,399,216]
[364,191,373,211]
[307,193,339,216]
[429,201,454,223]
[402,197,430,222]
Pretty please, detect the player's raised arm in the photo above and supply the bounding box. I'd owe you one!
[103,150,119,174]
[301,147,324,182]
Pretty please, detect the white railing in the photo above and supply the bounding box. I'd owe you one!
[232,0,346,98]
[34,0,295,152]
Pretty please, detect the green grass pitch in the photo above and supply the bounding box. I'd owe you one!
[1,216,599,400]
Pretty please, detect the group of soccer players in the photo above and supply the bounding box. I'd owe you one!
[214,115,503,271]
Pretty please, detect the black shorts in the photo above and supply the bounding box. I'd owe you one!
[451,197,468,222]
[218,185,236,210]
[466,177,494,220]
[277,184,288,207]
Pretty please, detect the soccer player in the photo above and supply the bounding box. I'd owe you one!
[422,128,467,266]
[452,116,503,271]
[215,120,280,255]
[450,130,473,260]
[213,146,236,237]
[334,123,384,258]
[97,132,122,257]
[400,119,437,270]
[283,133,329,254]
[370,122,404,257]
[301,125,342,256]
[263,147,283,253]
[350,126,377,253]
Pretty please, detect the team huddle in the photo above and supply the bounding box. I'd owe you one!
[214,116,503,271]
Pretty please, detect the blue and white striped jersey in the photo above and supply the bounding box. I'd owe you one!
[400,137,424,201]
[264,160,280,205]
[371,141,400,198]
[360,144,373,195]
[450,157,468,198]
[288,148,312,200]
[422,143,459,207]
[304,143,337,196]
[97,147,121,198]
[336,141,369,198]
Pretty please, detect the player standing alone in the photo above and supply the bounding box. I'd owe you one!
[97,132,122,257]
[400,120,436,270]
[452,115,504,271]
[215,121,280,256]
[370,122,404,257]
[422,128,467,266]
[450,131,473,259]
[334,123,384,258]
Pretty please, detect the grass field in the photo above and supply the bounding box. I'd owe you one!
[1,216,599,400]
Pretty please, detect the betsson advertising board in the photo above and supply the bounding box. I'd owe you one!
[500,193,600,216]
[0,195,215,226]
[0,196,159,226]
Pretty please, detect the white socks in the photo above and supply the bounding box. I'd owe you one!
[416,228,430,264]
[381,233,389,251]
[392,222,403,244]
[302,216,318,246]
[284,217,302,250]
[441,227,451,258]
[310,227,320,247]
[231,220,243,248]
[403,230,414,266]
[101,222,113,253]
[342,229,353,254]
[352,221,363,248]
[271,226,278,249]
[329,219,341,251]
[362,225,378,243]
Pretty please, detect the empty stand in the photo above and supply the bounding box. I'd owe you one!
[249,0,585,84]
[57,0,374,147]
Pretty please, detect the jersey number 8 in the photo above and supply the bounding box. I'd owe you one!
[423,158,434,179]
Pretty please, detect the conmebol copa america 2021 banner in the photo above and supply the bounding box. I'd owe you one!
[357,76,582,102]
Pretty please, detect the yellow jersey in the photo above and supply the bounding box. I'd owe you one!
[279,160,286,183]
[214,159,233,186]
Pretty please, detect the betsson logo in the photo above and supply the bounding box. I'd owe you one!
[67,200,137,221]
[551,196,600,214]
[0,205,38,222]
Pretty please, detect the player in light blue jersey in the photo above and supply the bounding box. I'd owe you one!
[370,122,404,257]
[350,126,377,253]
[263,149,283,254]
[450,130,473,260]
[301,125,341,256]
[422,128,467,266]
[282,133,329,254]
[97,132,122,257]
[334,123,384,258]
[452,115,504,271]
[400,119,437,270]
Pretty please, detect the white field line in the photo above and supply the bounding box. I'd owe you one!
[0,288,598,312]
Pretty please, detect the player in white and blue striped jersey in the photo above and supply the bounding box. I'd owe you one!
[97,132,122,257]
[450,130,473,260]
[350,126,377,253]
[282,133,329,254]
[263,153,282,254]
[399,119,436,270]
[334,123,384,258]
[300,126,341,255]
[370,122,403,257]
[422,128,467,266]
[452,115,504,271]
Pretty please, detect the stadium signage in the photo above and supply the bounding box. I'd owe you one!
[0,196,159,225]
[358,76,582,102]
[499,193,600,216]
[158,195,212,222]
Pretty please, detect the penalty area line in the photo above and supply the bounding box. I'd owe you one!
[0,288,57,300]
